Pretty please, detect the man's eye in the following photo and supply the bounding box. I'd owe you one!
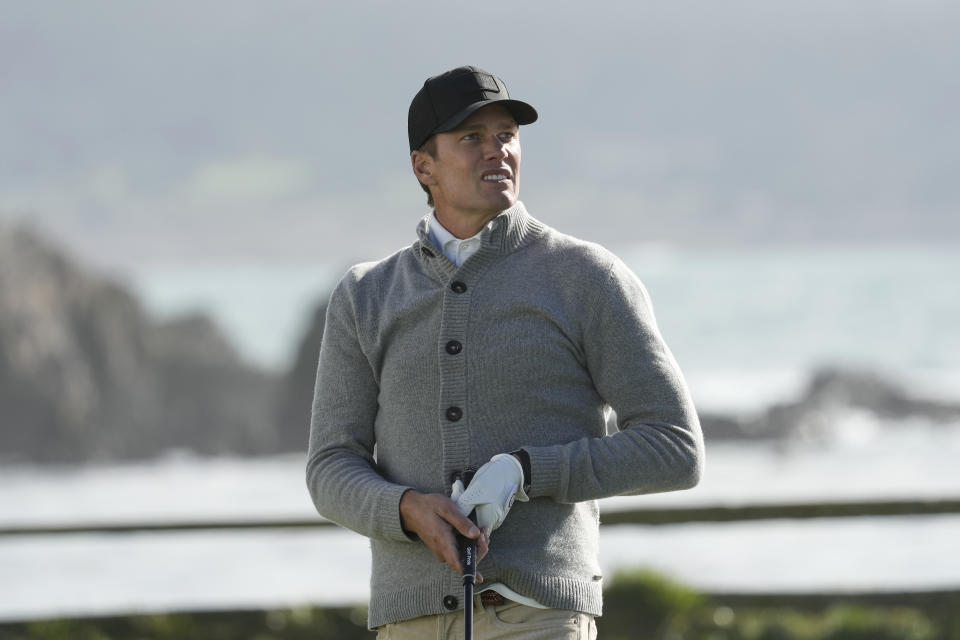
[499,132,516,142]
[462,133,478,141]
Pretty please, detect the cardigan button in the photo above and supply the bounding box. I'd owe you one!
[446,406,463,422]
[445,340,462,355]
[443,595,459,610]
[451,281,467,294]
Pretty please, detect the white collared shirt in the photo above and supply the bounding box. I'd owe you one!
[428,212,485,266]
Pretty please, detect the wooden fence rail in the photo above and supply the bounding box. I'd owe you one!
[3,497,959,537]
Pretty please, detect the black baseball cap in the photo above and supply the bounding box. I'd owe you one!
[408,66,538,152]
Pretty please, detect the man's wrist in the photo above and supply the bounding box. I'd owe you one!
[398,488,419,539]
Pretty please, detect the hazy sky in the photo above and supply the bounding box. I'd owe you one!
[2,1,958,272]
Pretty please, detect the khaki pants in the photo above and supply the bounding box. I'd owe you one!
[376,595,597,640]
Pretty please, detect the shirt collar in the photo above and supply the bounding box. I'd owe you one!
[415,201,542,270]
[428,211,487,266]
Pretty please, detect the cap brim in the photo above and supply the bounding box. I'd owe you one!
[433,99,538,135]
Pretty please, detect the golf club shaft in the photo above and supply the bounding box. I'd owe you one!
[463,575,474,640]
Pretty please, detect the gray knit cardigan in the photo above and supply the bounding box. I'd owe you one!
[306,202,703,629]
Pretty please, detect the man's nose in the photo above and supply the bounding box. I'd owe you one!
[484,137,508,160]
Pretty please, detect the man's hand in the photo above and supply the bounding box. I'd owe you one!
[452,453,529,532]
[399,490,489,579]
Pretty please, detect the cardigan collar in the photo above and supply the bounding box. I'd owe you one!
[414,201,543,264]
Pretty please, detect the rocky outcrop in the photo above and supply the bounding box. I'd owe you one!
[274,299,327,452]
[0,223,280,463]
[700,366,960,442]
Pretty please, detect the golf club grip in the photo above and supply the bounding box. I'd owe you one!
[458,510,478,584]
[456,471,478,640]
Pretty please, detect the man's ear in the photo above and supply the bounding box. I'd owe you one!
[411,150,437,187]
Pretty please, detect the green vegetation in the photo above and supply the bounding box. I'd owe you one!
[0,606,371,640]
[597,570,960,640]
[2,572,958,640]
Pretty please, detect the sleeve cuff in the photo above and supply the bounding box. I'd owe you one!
[517,445,564,500]
[382,484,417,543]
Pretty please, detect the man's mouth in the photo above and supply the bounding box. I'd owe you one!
[482,170,512,182]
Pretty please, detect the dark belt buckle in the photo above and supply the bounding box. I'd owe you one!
[480,591,508,607]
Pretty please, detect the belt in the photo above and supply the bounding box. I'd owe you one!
[480,591,508,607]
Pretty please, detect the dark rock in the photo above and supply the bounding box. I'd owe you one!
[274,299,327,452]
[699,412,768,440]
[706,366,960,443]
[0,222,280,463]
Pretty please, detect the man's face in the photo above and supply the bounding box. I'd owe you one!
[418,104,521,226]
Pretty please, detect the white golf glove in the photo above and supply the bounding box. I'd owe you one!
[451,453,529,532]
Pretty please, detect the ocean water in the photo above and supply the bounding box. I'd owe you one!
[2,245,958,621]
[623,245,960,413]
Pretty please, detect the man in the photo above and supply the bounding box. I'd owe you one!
[307,66,704,639]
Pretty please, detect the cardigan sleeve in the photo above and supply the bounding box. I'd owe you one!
[305,272,413,542]
[522,254,704,503]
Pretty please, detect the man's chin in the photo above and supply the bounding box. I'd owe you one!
[489,191,519,212]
